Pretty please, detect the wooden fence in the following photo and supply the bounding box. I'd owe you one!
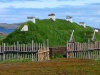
[66,41,100,60]
[0,39,49,61]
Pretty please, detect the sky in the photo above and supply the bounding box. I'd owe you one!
[0,0,100,28]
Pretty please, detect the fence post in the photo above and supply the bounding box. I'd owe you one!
[32,53,34,61]
[3,43,6,60]
[36,53,38,61]
[66,41,69,58]
[73,43,76,58]
[17,41,19,50]
[39,43,40,50]
[46,39,49,50]
[88,39,91,59]
[16,41,19,59]
[32,40,34,51]
[45,39,50,60]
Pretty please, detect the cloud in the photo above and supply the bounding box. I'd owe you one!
[65,12,84,16]
[0,1,100,28]
[0,0,100,9]
[0,9,5,13]
[57,0,82,1]
[88,17,100,22]
[0,0,88,9]
[0,0,67,8]
[0,8,8,14]
[0,0,40,2]
[90,3,100,5]
[0,0,95,8]
[93,10,100,15]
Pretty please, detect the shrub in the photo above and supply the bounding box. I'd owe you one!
[51,54,63,59]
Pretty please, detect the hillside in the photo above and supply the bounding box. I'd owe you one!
[2,19,100,46]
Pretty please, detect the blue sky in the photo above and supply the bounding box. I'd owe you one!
[0,0,100,28]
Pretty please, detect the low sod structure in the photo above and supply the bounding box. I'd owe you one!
[2,19,100,46]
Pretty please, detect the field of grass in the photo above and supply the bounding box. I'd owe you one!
[0,58,100,75]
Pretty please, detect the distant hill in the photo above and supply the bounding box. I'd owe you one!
[0,23,23,29]
[1,19,100,47]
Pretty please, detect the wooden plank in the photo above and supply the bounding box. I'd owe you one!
[0,46,1,53]
[32,40,34,51]
[36,43,38,51]
[36,53,38,61]
[46,39,49,49]
[43,42,45,51]
[21,44,23,51]
[66,41,69,58]
[3,43,5,60]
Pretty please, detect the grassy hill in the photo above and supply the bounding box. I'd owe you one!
[1,19,100,47]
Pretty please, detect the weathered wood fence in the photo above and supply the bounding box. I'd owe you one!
[0,39,49,61]
[66,41,100,60]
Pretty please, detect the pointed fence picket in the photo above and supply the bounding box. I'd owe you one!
[0,39,49,61]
